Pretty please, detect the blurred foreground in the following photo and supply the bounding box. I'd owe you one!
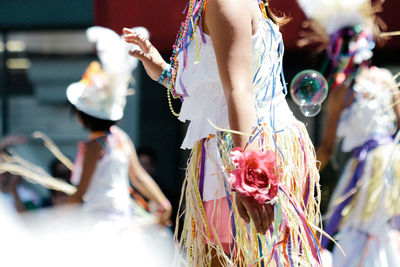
[0,196,175,267]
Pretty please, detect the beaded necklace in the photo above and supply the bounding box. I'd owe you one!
[166,0,207,116]
[166,0,267,117]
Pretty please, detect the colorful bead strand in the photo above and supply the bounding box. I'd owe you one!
[165,0,207,116]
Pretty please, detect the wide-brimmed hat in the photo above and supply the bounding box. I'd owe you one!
[67,26,148,121]
[67,61,126,121]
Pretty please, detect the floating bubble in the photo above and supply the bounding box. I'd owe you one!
[300,104,321,117]
[290,70,328,117]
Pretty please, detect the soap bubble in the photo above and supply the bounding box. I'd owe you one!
[290,70,328,117]
[300,104,321,117]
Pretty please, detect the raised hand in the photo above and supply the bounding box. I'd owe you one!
[235,191,274,234]
[123,28,169,82]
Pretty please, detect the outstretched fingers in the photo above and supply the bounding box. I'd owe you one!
[122,27,167,81]
[128,49,148,62]
[123,28,151,53]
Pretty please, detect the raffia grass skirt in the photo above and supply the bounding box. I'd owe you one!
[175,119,322,266]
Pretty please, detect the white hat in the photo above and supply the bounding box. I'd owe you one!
[67,26,149,121]
[67,61,125,121]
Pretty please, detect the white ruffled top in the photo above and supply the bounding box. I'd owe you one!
[175,9,293,149]
[337,67,397,152]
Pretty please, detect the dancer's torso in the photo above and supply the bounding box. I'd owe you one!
[71,126,133,216]
[175,0,294,149]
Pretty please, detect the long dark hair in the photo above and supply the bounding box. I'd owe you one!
[70,105,118,132]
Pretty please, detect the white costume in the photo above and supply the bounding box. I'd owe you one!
[327,67,400,266]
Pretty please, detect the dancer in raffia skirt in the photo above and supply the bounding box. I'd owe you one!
[125,0,322,265]
[296,0,400,265]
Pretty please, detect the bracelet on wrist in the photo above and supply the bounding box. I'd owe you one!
[158,66,172,85]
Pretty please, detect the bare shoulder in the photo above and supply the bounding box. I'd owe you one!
[206,0,252,9]
[85,138,103,151]
[111,126,135,151]
[111,126,129,139]
[204,0,259,33]
[83,139,104,161]
[205,0,255,21]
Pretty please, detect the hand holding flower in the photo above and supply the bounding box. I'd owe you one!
[235,192,275,234]
[229,147,281,204]
[229,147,282,233]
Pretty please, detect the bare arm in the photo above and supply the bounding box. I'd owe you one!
[317,86,352,170]
[128,142,169,205]
[205,0,257,148]
[68,140,102,204]
[205,0,273,234]
[127,139,171,225]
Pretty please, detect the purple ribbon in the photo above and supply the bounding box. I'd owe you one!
[321,135,393,248]
[179,73,189,98]
[199,139,206,199]
[303,175,310,207]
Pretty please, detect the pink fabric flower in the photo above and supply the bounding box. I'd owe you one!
[229,147,281,204]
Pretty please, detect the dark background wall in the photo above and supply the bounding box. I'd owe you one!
[94,0,400,52]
